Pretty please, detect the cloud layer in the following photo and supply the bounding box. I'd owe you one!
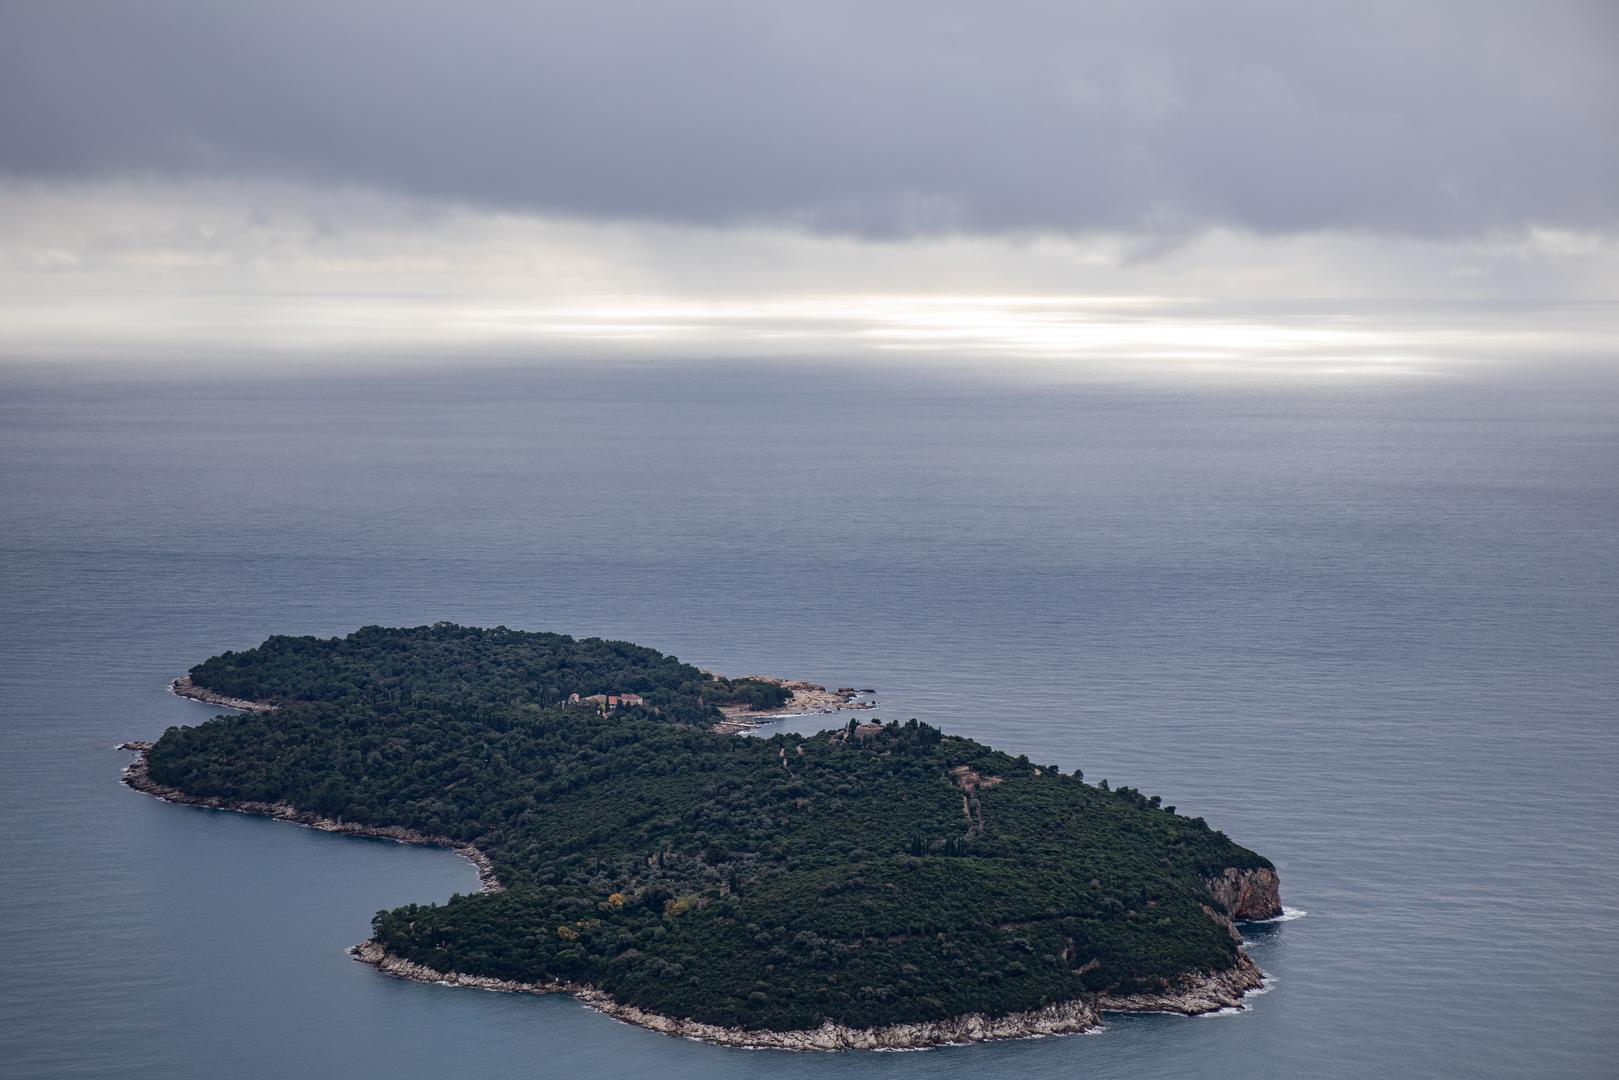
[4,1,1616,240]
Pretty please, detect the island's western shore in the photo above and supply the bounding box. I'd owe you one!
[119,742,503,893]
[170,675,278,713]
[349,937,1267,1050]
[712,676,878,734]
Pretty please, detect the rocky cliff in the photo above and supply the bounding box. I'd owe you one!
[1206,865,1283,922]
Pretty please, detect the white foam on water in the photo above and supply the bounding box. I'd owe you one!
[1247,906,1307,924]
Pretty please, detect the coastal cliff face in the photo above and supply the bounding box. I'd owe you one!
[1206,866,1283,922]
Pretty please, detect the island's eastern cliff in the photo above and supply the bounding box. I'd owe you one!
[1207,866,1284,922]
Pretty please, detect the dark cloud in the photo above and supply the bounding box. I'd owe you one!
[2,1,1615,239]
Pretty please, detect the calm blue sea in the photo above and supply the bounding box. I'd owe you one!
[1,358,1615,1078]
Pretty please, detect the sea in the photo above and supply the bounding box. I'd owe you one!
[1,355,1615,1078]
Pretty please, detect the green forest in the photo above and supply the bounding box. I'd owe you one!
[148,623,1273,1032]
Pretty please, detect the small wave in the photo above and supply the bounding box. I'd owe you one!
[1192,973,1274,1018]
[1246,906,1307,924]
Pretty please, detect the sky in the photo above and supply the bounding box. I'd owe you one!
[1,1,1616,375]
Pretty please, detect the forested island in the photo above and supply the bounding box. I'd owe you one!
[126,623,1281,1049]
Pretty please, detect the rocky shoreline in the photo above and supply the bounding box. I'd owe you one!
[1097,952,1268,1016]
[349,934,1270,1050]
[170,675,278,714]
[344,856,1278,1048]
[712,676,878,734]
[119,742,503,893]
[347,859,1278,1050]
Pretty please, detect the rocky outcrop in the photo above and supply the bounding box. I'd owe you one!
[119,744,503,893]
[351,940,565,993]
[170,676,277,714]
[1206,866,1283,922]
[1098,952,1267,1015]
[711,677,876,734]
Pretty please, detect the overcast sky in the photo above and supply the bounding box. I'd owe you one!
[2,1,1616,370]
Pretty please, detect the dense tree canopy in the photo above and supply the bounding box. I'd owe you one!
[149,624,1272,1031]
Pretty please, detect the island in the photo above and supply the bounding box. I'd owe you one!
[125,623,1281,1050]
